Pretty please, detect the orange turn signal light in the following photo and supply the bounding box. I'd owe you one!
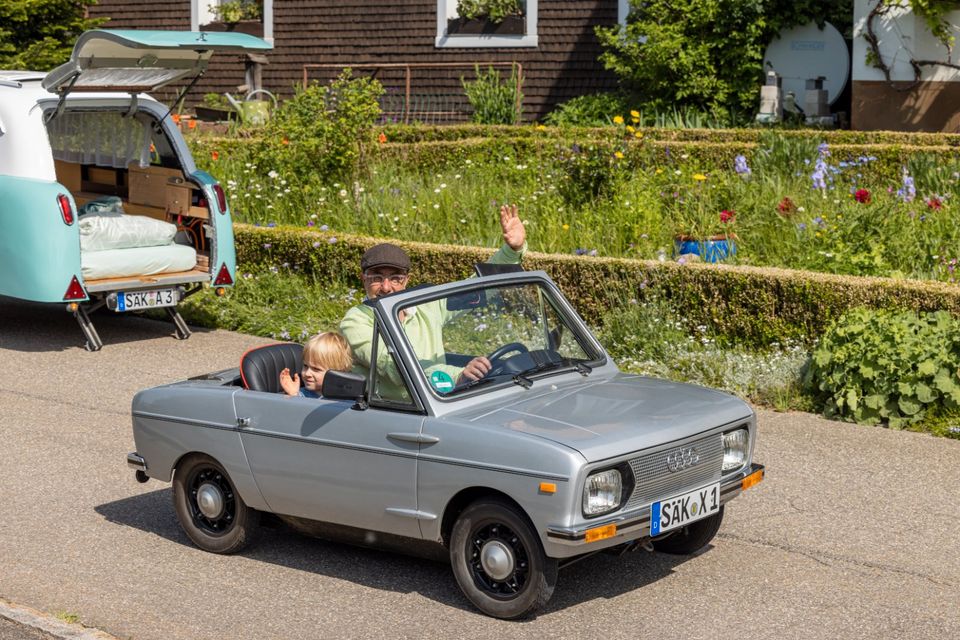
[215,287,227,297]
[584,524,617,543]
[65,302,79,312]
[538,482,556,494]
[742,468,764,491]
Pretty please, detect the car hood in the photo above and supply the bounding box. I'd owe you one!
[451,373,753,462]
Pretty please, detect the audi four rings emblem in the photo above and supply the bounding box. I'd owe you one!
[666,447,700,472]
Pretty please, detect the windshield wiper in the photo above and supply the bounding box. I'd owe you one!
[513,358,592,388]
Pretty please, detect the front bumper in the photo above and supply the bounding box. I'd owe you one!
[545,462,764,551]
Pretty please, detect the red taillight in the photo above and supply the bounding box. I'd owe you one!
[213,184,227,214]
[213,263,233,286]
[58,193,74,225]
[63,275,86,300]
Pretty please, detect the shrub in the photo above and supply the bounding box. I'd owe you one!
[544,93,631,127]
[462,65,523,125]
[261,69,384,184]
[805,308,960,427]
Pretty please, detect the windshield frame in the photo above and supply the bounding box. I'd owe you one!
[371,271,608,404]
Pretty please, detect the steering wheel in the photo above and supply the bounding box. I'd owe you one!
[485,342,530,376]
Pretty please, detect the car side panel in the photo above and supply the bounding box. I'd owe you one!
[131,384,269,511]
[417,417,584,551]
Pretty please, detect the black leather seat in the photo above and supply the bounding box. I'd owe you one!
[240,343,303,393]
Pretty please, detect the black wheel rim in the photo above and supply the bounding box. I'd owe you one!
[467,521,530,599]
[186,465,237,536]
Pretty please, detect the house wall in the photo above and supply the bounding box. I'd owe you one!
[88,1,621,121]
[851,0,960,131]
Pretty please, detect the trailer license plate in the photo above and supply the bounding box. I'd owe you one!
[650,482,720,536]
[116,288,177,312]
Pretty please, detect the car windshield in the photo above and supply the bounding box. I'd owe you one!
[396,281,602,396]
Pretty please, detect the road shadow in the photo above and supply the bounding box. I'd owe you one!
[0,296,213,353]
[96,489,699,618]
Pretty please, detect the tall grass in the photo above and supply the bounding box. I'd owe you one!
[203,132,960,283]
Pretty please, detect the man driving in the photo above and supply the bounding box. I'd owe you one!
[339,204,527,397]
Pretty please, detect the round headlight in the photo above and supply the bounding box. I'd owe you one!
[583,468,622,516]
[722,428,749,472]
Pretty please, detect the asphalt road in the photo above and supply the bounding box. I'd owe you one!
[1,298,959,639]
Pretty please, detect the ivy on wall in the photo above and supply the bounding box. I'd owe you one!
[864,0,960,89]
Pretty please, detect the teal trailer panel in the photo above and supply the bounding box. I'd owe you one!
[0,176,84,302]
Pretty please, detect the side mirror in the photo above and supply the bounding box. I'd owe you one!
[322,370,367,407]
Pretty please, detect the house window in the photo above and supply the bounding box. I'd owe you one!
[436,0,538,48]
[191,0,274,43]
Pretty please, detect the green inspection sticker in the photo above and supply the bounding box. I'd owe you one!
[430,370,455,393]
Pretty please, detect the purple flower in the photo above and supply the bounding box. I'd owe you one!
[307,220,315,227]
[263,243,272,249]
[328,237,337,244]
[797,222,807,231]
[574,248,587,256]
[320,224,329,231]
[267,222,276,228]
[897,174,916,202]
[817,142,830,157]
[588,249,598,256]
[312,241,321,248]
[734,155,751,175]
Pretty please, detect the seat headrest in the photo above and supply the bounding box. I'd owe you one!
[240,343,304,393]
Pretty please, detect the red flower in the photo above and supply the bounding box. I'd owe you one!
[378,132,387,144]
[927,197,943,210]
[854,188,871,204]
[211,151,219,161]
[282,138,290,146]
[719,209,735,224]
[777,196,796,216]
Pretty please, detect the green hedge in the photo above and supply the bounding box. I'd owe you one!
[188,132,960,186]
[236,224,960,347]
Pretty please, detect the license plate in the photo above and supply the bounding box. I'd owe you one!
[650,482,721,536]
[116,288,178,312]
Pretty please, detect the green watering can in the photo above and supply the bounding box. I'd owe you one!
[224,90,276,126]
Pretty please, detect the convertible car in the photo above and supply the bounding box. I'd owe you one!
[127,269,764,619]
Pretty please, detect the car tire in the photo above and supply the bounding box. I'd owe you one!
[172,453,259,554]
[449,498,557,619]
[652,506,724,555]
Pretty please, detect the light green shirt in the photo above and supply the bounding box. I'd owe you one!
[340,242,525,399]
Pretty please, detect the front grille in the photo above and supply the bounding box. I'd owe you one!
[623,432,724,510]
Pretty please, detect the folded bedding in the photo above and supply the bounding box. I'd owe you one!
[81,244,197,280]
[79,204,177,252]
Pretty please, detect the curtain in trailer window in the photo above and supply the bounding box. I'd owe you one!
[46,112,151,169]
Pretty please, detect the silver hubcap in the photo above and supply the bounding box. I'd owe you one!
[480,540,515,581]
[196,482,225,519]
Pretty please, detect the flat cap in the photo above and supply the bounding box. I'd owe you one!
[361,243,411,272]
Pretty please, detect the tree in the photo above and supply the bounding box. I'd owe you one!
[595,0,853,118]
[0,0,104,71]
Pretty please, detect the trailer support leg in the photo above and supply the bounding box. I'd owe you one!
[73,305,103,352]
[166,306,192,340]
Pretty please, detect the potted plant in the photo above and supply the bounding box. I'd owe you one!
[448,0,525,35]
[670,180,738,262]
[202,0,263,36]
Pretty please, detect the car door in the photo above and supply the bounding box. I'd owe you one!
[233,391,424,538]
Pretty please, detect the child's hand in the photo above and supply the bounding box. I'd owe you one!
[279,367,300,396]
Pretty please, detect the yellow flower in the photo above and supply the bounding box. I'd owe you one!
[626,125,635,133]
[655,168,663,174]
[536,124,546,130]
[693,173,707,181]
[614,151,624,159]
[613,115,624,124]
[635,131,644,139]
[630,110,640,119]
[562,223,570,230]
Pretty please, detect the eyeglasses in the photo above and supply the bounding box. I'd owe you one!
[363,273,408,286]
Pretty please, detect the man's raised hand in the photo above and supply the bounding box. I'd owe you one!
[500,203,525,251]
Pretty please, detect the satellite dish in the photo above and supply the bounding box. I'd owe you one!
[763,21,849,105]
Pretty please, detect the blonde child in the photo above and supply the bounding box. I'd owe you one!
[280,332,353,398]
